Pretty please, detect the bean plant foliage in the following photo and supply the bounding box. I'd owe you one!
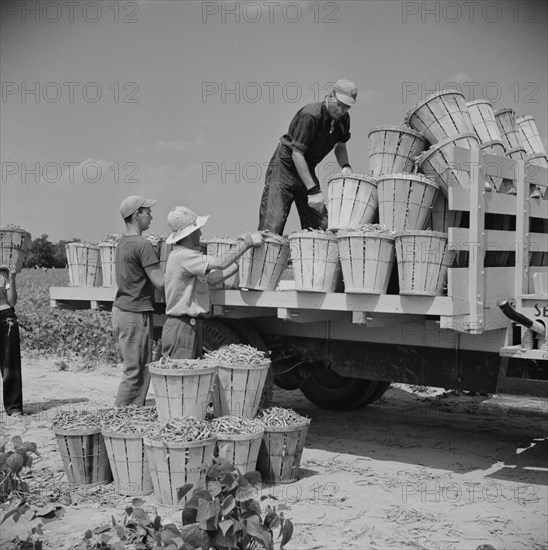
[16,269,120,366]
[182,458,293,550]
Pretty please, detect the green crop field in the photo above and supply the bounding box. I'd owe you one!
[15,268,119,365]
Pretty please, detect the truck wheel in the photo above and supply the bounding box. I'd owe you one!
[220,319,274,409]
[361,381,391,406]
[300,368,380,410]
[203,318,241,353]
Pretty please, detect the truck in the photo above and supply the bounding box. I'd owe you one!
[50,146,548,409]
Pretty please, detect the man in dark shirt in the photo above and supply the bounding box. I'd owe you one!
[112,195,164,406]
[258,79,358,235]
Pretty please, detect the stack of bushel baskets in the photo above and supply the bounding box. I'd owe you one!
[142,345,312,505]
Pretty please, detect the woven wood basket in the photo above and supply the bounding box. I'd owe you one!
[288,232,340,292]
[149,364,217,423]
[394,231,456,296]
[66,242,102,287]
[206,238,240,289]
[337,231,395,294]
[516,115,546,156]
[377,173,438,232]
[101,430,153,496]
[368,125,427,178]
[0,226,31,273]
[466,100,502,143]
[256,423,310,484]
[495,108,524,151]
[327,174,378,230]
[215,430,265,474]
[54,427,112,486]
[405,91,475,145]
[144,437,216,506]
[239,238,289,291]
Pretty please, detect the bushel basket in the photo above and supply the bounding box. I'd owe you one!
[256,423,310,484]
[405,90,475,145]
[0,226,31,273]
[66,242,102,287]
[239,237,289,291]
[54,427,112,486]
[213,360,271,418]
[144,437,216,506]
[377,173,438,232]
[337,231,395,294]
[102,430,153,496]
[327,174,378,230]
[288,232,340,292]
[394,231,456,296]
[215,430,264,474]
[368,125,427,178]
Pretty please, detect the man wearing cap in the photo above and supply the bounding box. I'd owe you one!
[112,195,164,406]
[162,206,263,360]
[258,79,357,235]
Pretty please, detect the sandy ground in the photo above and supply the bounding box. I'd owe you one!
[1,355,547,550]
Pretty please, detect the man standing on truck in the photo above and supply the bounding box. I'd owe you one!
[162,206,264,359]
[113,195,164,407]
[258,79,358,235]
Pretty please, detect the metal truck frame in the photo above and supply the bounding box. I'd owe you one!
[50,147,548,409]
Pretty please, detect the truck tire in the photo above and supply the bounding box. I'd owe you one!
[220,319,274,408]
[203,318,241,353]
[300,368,380,410]
[360,381,391,406]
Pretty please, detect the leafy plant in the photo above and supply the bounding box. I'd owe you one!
[72,498,206,550]
[0,436,40,503]
[182,458,293,550]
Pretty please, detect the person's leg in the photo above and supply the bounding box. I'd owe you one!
[0,311,23,415]
[258,148,295,235]
[162,317,200,360]
[113,308,152,406]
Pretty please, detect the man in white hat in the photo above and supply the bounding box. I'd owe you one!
[162,206,264,360]
[258,79,358,234]
[113,195,164,406]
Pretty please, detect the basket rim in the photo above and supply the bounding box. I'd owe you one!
[480,140,505,148]
[337,231,395,241]
[526,153,548,160]
[327,174,377,185]
[376,173,438,188]
[101,429,148,439]
[417,133,479,163]
[53,426,102,436]
[394,230,448,239]
[0,227,31,236]
[143,436,216,448]
[288,232,338,241]
[466,99,493,108]
[260,422,310,433]
[217,360,271,370]
[406,89,466,118]
[148,364,218,376]
[65,242,100,250]
[214,429,265,441]
[516,114,535,123]
[368,125,425,140]
[506,146,527,154]
[494,107,515,116]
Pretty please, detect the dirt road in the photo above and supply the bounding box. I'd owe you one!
[1,355,547,550]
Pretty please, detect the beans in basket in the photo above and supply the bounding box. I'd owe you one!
[147,416,215,443]
[256,407,311,427]
[204,343,268,364]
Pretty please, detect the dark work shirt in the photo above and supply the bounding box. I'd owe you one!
[279,101,351,173]
[113,235,159,312]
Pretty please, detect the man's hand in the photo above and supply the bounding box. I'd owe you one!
[308,193,326,212]
[239,231,265,247]
[341,164,352,176]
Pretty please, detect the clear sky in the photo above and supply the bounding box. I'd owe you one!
[1,0,547,242]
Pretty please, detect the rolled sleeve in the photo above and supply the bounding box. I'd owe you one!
[288,113,317,153]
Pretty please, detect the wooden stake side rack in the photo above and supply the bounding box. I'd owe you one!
[50,147,548,341]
